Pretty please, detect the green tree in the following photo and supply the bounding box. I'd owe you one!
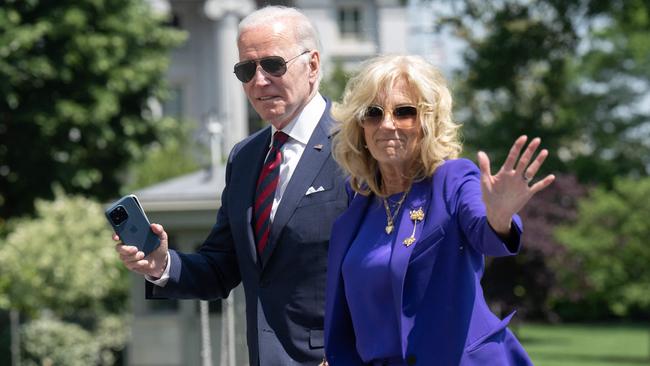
[441,0,650,185]
[125,119,202,192]
[0,191,130,364]
[565,0,650,183]
[0,0,186,224]
[554,178,650,319]
[21,317,100,366]
[441,0,650,322]
[441,1,580,173]
[0,191,128,318]
[20,315,129,366]
[320,60,351,103]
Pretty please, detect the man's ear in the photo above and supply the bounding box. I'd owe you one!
[308,50,320,82]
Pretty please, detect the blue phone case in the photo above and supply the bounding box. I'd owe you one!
[105,194,161,256]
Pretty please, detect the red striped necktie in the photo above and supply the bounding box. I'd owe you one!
[253,131,289,255]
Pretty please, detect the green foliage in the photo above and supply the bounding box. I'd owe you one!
[125,117,203,192]
[320,60,351,103]
[0,192,130,364]
[93,314,130,364]
[21,317,100,366]
[444,0,650,323]
[442,0,650,185]
[20,315,129,366]
[555,177,650,318]
[0,0,187,221]
[443,1,581,175]
[564,0,650,184]
[0,191,128,319]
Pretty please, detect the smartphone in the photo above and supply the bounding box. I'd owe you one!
[105,194,161,256]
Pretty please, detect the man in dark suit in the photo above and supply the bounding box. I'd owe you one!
[114,6,348,365]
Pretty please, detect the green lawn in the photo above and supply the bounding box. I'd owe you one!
[517,323,650,366]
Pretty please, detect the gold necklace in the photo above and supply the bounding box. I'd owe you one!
[382,188,410,234]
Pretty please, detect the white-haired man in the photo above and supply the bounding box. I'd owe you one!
[115,6,347,365]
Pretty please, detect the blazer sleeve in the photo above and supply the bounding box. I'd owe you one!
[448,159,523,257]
[147,145,243,300]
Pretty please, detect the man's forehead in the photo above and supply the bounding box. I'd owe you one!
[239,21,294,45]
[238,24,296,58]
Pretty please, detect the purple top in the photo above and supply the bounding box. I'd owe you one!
[342,194,405,363]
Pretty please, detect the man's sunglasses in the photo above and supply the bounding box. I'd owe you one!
[233,50,310,83]
[362,105,418,127]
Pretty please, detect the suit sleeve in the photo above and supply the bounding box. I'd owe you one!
[146,146,242,300]
[448,159,523,257]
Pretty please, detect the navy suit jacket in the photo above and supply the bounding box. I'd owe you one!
[147,102,348,366]
[324,159,533,366]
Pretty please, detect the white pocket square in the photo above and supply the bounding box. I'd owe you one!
[305,186,325,195]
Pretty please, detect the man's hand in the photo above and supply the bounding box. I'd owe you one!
[114,223,169,278]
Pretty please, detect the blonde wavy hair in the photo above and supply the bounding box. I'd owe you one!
[331,54,462,196]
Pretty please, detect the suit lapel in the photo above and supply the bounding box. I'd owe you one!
[262,107,335,265]
[388,179,431,357]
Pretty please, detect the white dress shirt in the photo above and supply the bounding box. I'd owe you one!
[147,93,327,285]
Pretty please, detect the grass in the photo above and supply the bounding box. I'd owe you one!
[516,323,650,366]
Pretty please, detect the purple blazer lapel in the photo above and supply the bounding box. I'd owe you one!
[327,191,370,289]
[388,179,432,358]
[324,191,371,347]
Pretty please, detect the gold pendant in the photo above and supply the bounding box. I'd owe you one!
[410,208,425,221]
[403,237,416,246]
[403,207,425,247]
[385,224,394,234]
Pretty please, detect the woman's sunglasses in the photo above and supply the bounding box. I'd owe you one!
[362,105,418,127]
[233,50,310,83]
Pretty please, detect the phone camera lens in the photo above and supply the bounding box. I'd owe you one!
[110,206,129,226]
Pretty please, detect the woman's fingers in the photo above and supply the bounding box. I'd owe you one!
[522,148,549,182]
[515,137,541,176]
[477,151,492,176]
[502,135,528,172]
[530,174,556,194]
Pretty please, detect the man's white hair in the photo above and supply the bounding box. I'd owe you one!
[238,6,322,53]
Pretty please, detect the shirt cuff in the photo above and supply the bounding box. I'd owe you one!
[144,251,170,287]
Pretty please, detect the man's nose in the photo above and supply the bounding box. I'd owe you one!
[251,66,271,86]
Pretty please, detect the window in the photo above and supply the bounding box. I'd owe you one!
[337,6,363,39]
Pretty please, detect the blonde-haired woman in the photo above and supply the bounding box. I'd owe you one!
[323,55,553,365]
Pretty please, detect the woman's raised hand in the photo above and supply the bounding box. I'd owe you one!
[477,135,556,235]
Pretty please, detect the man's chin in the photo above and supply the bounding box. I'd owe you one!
[256,107,280,120]
[259,111,288,127]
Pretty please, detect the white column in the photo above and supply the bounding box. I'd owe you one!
[201,5,254,365]
[204,0,255,158]
[200,300,213,366]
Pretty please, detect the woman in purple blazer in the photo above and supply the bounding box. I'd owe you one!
[323,55,555,366]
